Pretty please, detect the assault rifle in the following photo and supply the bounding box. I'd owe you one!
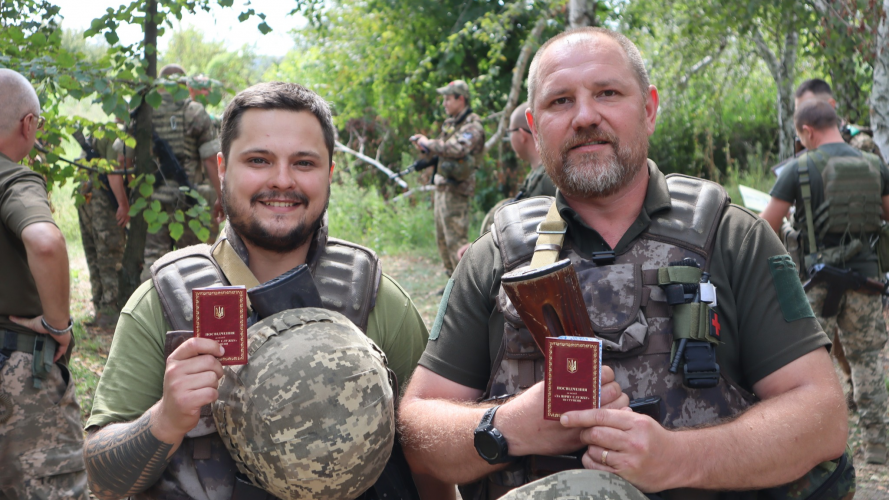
[390,156,439,183]
[152,131,200,206]
[803,263,889,317]
[72,130,124,210]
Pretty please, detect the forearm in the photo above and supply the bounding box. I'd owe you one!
[675,381,847,490]
[22,223,69,326]
[84,406,182,500]
[399,398,502,484]
[108,174,128,208]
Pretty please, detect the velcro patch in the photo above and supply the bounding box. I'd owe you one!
[429,279,455,340]
[768,255,815,322]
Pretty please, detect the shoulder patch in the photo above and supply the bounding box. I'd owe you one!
[429,278,455,340]
[768,255,815,322]
[462,132,474,141]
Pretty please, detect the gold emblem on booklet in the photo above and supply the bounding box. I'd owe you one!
[214,305,225,320]
[567,358,578,374]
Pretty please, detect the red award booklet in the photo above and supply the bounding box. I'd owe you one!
[193,286,248,365]
[544,336,602,420]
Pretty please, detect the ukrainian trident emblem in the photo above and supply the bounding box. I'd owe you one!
[567,358,578,374]
[214,305,225,319]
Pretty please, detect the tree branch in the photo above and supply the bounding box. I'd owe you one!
[334,141,408,189]
[678,39,728,91]
[484,13,551,152]
[751,25,781,81]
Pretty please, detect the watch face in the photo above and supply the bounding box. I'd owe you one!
[474,429,501,460]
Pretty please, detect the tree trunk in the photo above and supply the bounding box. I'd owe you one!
[117,0,157,305]
[751,17,799,160]
[569,0,593,28]
[873,1,889,159]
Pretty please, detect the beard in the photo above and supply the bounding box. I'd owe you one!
[539,124,649,198]
[222,184,329,254]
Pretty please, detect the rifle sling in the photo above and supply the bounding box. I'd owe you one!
[529,201,567,269]
[798,152,819,259]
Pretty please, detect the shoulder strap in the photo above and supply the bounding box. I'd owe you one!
[492,196,554,271]
[529,202,567,269]
[797,152,819,254]
[151,244,226,332]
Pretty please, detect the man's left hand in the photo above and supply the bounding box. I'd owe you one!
[116,203,131,227]
[8,315,72,362]
[411,135,429,152]
[560,407,679,493]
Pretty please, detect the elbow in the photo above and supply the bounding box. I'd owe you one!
[23,224,66,260]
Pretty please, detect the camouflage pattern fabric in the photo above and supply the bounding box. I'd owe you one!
[77,182,125,313]
[500,470,648,500]
[850,132,882,160]
[0,352,87,499]
[213,308,395,500]
[807,284,889,460]
[428,111,485,196]
[434,190,470,275]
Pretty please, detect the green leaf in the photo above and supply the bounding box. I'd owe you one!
[197,227,211,242]
[104,31,119,45]
[147,222,164,234]
[143,209,158,223]
[145,89,162,109]
[139,182,153,197]
[145,174,156,185]
[129,197,147,215]
[188,219,203,234]
[156,211,169,224]
[102,94,117,114]
[125,137,137,149]
[150,200,162,212]
[207,87,222,105]
[169,222,184,241]
[129,93,143,110]
[172,85,189,101]
[174,210,185,222]
[258,22,272,35]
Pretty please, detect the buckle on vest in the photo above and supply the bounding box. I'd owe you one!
[681,341,720,389]
[536,221,567,235]
[591,251,616,265]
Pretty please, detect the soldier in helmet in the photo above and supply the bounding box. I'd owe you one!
[411,80,485,275]
[83,82,432,499]
[398,27,848,499]
[138,64,222,281]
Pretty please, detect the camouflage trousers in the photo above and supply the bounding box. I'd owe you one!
[808,285,889,447]
[434,189,470,275]
[0,351,87,500]
[501,470,647,500]
[77,184,126,312]
[140,183,219,282]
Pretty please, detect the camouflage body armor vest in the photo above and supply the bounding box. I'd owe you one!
[792,149,884,268]
[464,174,757,500]
[140,223,382,500]
[153,94,203,185]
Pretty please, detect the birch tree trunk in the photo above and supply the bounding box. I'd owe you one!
[569,0,592,28]
[873,1,889,159]
[751,18,799,161]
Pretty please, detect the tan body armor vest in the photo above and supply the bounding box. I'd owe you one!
[139,224,381,500]
[463,175,757,500]
[153,95,203,184]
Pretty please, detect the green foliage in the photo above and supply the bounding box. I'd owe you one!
[328,165,436,257]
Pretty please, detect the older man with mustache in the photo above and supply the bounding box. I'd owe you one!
[397,27,848,499]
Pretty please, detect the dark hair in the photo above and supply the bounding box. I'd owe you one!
[220,82,335,165]
[795,79,833,99]
[528,27,650,108]
[794,99,839,132]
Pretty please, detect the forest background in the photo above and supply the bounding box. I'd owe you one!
[3,0,889,495]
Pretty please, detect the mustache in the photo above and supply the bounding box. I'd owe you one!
[563,129,620,153]
[250,191,309,205]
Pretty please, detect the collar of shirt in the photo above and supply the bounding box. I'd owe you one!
[554,160,672,256]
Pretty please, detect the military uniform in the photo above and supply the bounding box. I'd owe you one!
[140,92,217,281]
[426,106,485,275]
[771,141,889,462]
[420,162,833,498]
[478,165,557,238]
[0,152,87,499]
[77,135,126,316]
[86,218,429,499]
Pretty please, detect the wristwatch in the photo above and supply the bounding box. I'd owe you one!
[473,405,517,464]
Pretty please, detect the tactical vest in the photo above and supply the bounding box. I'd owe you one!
[462,174,757,500]
[435,109,483,196]
[139,223,382,500]
[793,149,884,259]
[153,94,202,184]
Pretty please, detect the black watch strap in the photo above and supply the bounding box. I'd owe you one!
[479,405,500,429]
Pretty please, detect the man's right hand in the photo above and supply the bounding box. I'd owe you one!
[496,365,628,457]
[152,337,224,442]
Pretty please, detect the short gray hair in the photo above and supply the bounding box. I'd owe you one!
[0,68,40,135]
[527,27,650,110]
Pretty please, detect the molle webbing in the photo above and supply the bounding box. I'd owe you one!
[153,96,200,180]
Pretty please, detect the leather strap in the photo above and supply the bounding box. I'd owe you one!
[529,202,567,269]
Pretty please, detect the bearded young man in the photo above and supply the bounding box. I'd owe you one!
[397,27,848,499]
[82,82,431,500]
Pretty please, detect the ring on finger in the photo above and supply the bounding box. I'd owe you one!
[601,449,609,466]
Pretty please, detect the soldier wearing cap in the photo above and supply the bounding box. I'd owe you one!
[411,80,486,275]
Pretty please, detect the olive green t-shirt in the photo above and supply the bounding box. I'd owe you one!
[86,273,429,429]
[0,152,57,335]
[770,142,889,277]
[517,165,557,199]
[420,163,829,393]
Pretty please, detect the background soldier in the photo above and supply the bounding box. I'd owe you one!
[139,63,220,280]
[76,128,129,326]
[761,99,889,464]
[411,80,485,275]
[0,68,87,499]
